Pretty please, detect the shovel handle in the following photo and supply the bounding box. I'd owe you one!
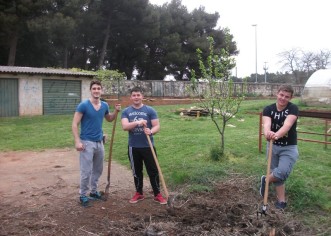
[146,134,169,199]
[107,111,118,183]
[263,140,273,205]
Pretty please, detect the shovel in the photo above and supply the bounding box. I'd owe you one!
[145,133,172,207]
[258,140,273,217]
[103,111,118,201]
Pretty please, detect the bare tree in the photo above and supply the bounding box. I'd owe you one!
[314,49,331,70]
[278,48,302,84]
[301,51,315,78]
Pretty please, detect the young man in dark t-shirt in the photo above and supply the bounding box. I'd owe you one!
[121,86,167,205]
[260,84,299,209]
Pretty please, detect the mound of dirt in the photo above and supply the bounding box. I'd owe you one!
[0,149,315,235]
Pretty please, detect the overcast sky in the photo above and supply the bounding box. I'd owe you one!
[149,0,331,78]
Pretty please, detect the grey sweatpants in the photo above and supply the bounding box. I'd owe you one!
[79,140,104,196]
[267,143,299,186]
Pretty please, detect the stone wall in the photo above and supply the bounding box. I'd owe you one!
[103,80,304,99]
[103,96,199,108]
[102,82,304,108]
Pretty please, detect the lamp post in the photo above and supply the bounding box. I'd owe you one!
[252,24,257,83]
[263,62,268,83]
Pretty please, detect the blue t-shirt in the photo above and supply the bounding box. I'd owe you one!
[263,102,298,146]
[121,105,158,148]
[76,99,110,142]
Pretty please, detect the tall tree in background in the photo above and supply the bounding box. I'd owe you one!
[106,0,158,79]
[28,0,86,68]
[0,0,238,80]
[140,0,238,80]
[0,0,47,65]
[141,0,192,80]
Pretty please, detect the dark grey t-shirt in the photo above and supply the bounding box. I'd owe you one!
[121,105,158,147]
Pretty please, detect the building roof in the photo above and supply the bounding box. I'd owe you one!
[0,66,95,77]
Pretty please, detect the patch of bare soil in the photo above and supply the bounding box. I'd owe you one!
[0,149,316,236]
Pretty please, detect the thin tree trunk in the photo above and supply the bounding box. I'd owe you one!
[7,29,19,66]
[221,120,226,153]
[63,46,68,68]
[98,15,111,69]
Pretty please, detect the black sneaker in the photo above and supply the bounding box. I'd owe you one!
[80,195,90,207]
[89,191,102,200]
[275,201,287,209]
[259,175,266,197]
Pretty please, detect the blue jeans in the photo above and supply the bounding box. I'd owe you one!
[79,140,104,196]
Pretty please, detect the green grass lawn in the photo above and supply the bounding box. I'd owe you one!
[0,98,330,227]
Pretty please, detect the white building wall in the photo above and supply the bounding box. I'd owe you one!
[19,76,43,115]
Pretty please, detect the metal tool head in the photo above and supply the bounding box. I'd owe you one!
[98,190,108,201]
[166,195,174,208]
[257,204,268,218]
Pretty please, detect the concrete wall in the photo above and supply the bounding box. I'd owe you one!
[81,79,91,100]
[19,76,42,115]
[104,80,304,98]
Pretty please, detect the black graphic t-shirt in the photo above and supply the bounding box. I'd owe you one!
[263,102,299,146]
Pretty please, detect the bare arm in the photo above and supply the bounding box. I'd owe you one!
[274,114,297,139]
[121,118,147,131]
[72,112,84,151]
[144,119,160,135]
[262,116,273,140]
[105,104,121,122]
[263,115,297,140]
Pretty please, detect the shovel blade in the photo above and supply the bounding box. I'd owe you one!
[102,184,110,201]
[257,204,268,218]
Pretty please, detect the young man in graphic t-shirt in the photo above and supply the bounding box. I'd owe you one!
[121,86,167,205]
[260,84,299,209]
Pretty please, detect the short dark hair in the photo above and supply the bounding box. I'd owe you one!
[90,80,102,90]
[278,84,294,96]
[130,86,144,94]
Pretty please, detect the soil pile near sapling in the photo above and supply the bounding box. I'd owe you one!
[0,149,317,235]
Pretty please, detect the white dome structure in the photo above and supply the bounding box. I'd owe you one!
[301,69,331,107]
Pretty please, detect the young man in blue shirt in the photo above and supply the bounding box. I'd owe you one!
[72,80,120,207]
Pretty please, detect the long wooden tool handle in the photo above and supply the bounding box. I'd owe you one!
[263,140,273,205]
[107,112,118,183]
[146,134,169,199]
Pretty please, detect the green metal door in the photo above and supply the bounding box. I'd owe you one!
[43,79,81,115]
[0,79,19,117]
